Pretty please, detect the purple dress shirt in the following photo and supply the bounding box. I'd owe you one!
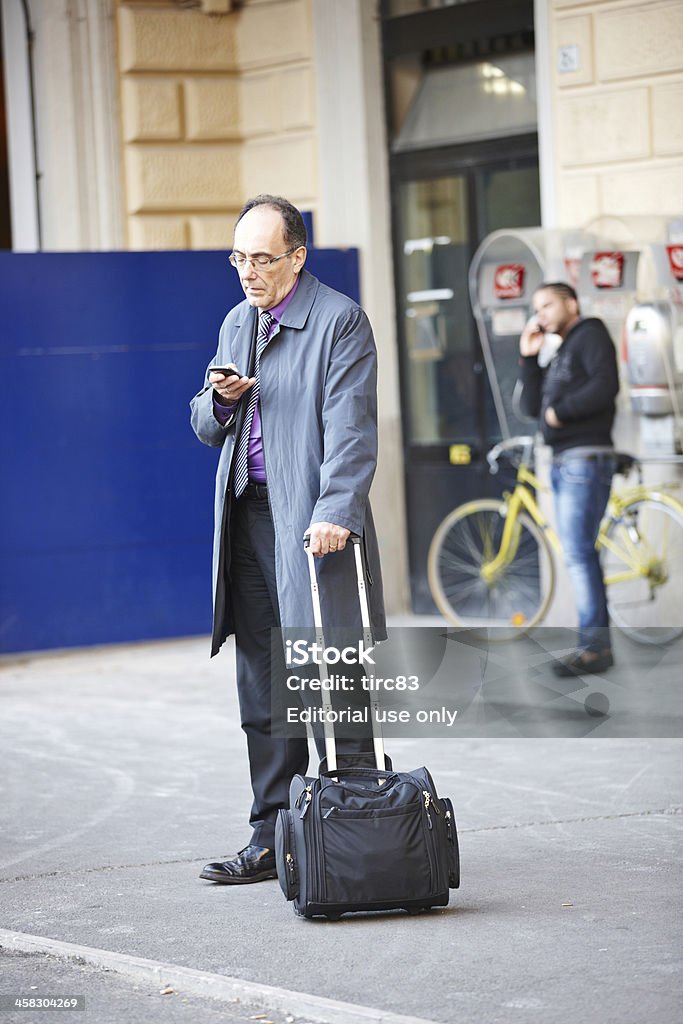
[212,276,300,482]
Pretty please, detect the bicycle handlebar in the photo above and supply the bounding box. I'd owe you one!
[486,436,536,474]
[485,438,642,479]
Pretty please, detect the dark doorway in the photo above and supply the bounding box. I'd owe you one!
[381,1,541,612]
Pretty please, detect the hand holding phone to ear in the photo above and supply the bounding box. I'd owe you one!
[520,316,545,357]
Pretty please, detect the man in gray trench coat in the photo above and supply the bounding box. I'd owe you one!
[190,195,386,884]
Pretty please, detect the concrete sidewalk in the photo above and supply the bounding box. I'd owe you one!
[0,633,681,1024]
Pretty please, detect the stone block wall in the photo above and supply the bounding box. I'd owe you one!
[551,0,683,226]
[116,0,318,250]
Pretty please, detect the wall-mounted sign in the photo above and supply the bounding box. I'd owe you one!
[494,263,525,299]
[666,245,683,282]
[590,252,624,289]
[558,44,580,74]
[449,444,472,466]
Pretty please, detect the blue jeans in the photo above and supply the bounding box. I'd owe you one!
[551,453,616,653]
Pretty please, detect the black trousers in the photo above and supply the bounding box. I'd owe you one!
[230,493,372,849]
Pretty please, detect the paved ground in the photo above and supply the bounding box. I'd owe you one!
[0,948,311,1024]
[0,630,681,1024]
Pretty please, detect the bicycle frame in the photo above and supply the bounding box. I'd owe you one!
[599,484,683,588]
[480,447,683,597]
[429,430,683,642]
[480,463,561,584]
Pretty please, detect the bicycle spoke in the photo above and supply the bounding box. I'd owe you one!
[603,498,683,643]
[439,552,484,578]
[428,501,553,630]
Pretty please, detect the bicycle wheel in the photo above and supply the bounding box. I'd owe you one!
[602,498,683,644]
[428,499,555,636]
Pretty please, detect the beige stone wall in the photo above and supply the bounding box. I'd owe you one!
[550,0,683,227]
[116,0,318,250]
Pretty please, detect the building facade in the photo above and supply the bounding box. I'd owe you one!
[2,0,682,615]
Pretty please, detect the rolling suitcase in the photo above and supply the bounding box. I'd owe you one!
[275,534,460,919]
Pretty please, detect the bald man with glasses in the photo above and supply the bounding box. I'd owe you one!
[190,194,386,885]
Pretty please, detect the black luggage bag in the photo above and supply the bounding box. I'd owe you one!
[275,535,460,919]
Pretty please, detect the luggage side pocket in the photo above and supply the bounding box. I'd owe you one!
[275,809,299,901]
[442,797,460,889]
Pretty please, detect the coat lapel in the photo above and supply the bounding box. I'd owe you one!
[229,301,259,370]
[278,270,319,330]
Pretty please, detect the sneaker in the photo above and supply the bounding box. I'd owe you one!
[552,650,614,677]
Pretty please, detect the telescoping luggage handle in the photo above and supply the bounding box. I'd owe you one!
[302,533,385,774]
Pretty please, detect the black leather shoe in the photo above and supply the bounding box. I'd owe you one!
[552,650,614,677]
[199,845,277,884]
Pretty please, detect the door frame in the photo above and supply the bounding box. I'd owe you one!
[389,131,539,456]
[388,132,540,610]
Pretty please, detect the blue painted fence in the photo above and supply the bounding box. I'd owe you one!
[0,249,360,653]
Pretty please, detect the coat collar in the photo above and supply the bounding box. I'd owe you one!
[232,269,319,331]
[278,269,319,329]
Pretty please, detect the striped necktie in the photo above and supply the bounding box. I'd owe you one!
[232,309,273,498]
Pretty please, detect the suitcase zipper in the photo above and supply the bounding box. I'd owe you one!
[423,789,441,829]
[423,790,432,829]
[298,785,313,818]
[421,789,441,893]
[285,852,297,892]
[442,798,460,889]
[304,794,325,906]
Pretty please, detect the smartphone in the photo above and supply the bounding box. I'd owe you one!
[210,366,240,378]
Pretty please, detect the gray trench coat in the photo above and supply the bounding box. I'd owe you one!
[190,269,386,656]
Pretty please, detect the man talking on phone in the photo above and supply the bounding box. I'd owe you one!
[518,282,619,677]
[190,195,385,884]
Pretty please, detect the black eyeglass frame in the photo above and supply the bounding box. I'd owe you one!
[227,246,301,270]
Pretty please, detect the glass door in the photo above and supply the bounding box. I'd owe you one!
[395,153,540,449]
[392,147,540,611]
[381,1,539,611]
[398,175,479,447]
[477,163,542,237]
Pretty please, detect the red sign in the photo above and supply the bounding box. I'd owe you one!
[494,264,525,299]
[666,245,683,281]
[590,251,624,289]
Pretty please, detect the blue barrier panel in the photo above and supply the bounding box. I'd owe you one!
[0,248,360,653]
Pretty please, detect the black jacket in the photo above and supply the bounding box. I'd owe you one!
[518,317,620,453]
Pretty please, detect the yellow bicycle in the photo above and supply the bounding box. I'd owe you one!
[427,436,683,644]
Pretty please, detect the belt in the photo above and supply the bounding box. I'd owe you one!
[242,481,269,500]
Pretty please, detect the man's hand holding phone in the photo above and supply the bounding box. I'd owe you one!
[209,365,255,406]
[519,316,545,358]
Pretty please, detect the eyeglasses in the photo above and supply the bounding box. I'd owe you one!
[228,247,298,270]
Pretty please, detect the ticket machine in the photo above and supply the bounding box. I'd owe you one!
[624,239,683,453]
[625,302,683,415]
